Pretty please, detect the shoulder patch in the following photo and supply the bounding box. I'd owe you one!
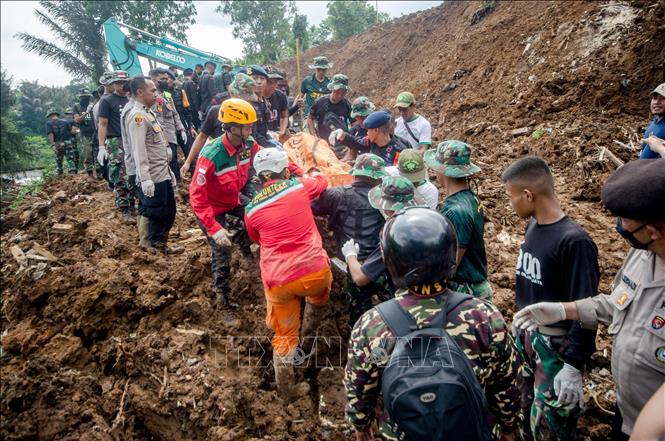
[196,172,206,186]
[134,115,144,125]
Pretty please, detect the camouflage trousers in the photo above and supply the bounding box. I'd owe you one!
[346,275,392,327]
[79,135,94,172]
[516,329,581,441]
[52,140,78,175]
[448,279,493,302]
[105,137,134,210]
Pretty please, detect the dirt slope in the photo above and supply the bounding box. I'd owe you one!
[2,1,664,440]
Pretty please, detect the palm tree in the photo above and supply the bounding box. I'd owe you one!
[16,1,109,82]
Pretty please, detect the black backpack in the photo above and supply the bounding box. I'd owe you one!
[376,291,493,441]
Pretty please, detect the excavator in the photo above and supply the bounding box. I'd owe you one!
[102,18,231,74]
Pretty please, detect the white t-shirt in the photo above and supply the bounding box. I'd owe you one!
[386,166,439,210]
[394,115,432,150]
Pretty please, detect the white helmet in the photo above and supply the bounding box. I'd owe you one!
[253,147,288,175]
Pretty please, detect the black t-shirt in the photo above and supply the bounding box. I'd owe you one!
[516,216,599,369]
[201,104,223,139]
[252,99,271,146]
[97,93,128,138]
[74,101,95,137]
[349,121,367,138]
[309,95,351,141]
[361,246,386,283]
[46,118,74,142]
[267,89,288,132]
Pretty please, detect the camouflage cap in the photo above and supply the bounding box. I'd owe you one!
[107,70,129,84]
[423,140,481,178]
[397,149,427,183]
[264,65,284,80]
[350,96,375,118]
[368,175,425,211]
[350,153,387,180]
[99,71,114,85]
[45,108,59,118]
[653,83,665,98]
[394,91,416,108]
[64,107,74,114]
[221,61,232,68]
[228,73,257,102]
[308,56,333,69]
[327,73,350,91]
[78,87,92,96]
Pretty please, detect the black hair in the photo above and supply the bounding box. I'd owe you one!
[501,156,555,194]
[258,169,287,182]
[183,68,193,76]
[122,80,131,93]
[195,64,203,69]
[129,75,151,95]
[148,67,168,78]
[204,61,216,68]
[96,85,105,95]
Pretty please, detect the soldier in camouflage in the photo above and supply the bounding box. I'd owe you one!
[45,109,77,176]
[349,96,375,138]
[424,140,492,301]
[344,207,520,441]
[64,108,81,169]
[312,153,389,326]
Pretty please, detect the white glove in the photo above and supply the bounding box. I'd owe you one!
[180,129,188,143]
[97,148,107,166]
[341,239,359,259]
[553,363,584,407]
[328,128,344,146]
[212,229,233,247]
[141,180,155,197]
[513,302,566,331]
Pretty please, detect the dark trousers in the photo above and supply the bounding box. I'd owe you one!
[168,142,181,182]
[138,180,176,246]
[196,206,252,294]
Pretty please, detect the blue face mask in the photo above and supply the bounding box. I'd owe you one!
[615,217,654,250]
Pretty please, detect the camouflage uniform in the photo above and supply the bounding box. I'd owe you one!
[344,288,521,439]
[106,137,133,209]
[228,73,257,102]
[425,141,491,301]
[64,109,81,168]
[515,329,582,441]
[45,110,78,176]
[350,96,375,119]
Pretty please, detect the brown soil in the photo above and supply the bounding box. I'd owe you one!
[2,1,664,440]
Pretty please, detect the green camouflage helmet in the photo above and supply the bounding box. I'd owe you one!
[229,73,257,102]
[65,107,74,114]
[327,73,350,92]
[368,175,424,211]
[107,70,129,84]
[99,71,114,85]
[308,56,333,69]
[423,140,481,178]
[350,96,375,118]
[46,108,59,118]
[350,153,387,179]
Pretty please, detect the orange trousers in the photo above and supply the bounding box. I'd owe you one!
[265,266,332,356]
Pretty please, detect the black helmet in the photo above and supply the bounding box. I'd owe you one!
[381,207,457,288]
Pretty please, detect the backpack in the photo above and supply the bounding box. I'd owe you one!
[376,291,493,441]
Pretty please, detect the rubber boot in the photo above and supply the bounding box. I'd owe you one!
[300,303,328,356]
[120,209,135,225]
[137,215,151,248]
[273,352,310,403]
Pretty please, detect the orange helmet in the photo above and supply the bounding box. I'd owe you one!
[218,98,257,125]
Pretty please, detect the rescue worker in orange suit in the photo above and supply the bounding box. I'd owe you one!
[189,98,260,307]
[243,147,332,402]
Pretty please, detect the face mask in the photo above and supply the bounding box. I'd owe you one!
[158,81,168,91]
[615,217,654,250]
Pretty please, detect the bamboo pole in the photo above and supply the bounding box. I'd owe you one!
[295,37,303,126]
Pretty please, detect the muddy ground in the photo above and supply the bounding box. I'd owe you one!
[2,0,665,440]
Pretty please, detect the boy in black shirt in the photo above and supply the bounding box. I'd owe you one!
[307,74,352,146]
[502,156,598,441]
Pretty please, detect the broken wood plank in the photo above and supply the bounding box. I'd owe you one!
[52,223,73,231]
[10,245,27,266]
[613,140,635,150]
[177,236,206,245]
[175,328,205,336]
[598,147,624,168]
[510,127,531,137]
[31,242,58,261]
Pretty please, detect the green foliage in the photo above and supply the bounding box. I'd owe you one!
[16,80,88,136]
[291,13,310,51]
[531,127,547,140]
[217,1,296,64]
[324,1,390,41]
[309,22,332,46]
[16,1,197,82]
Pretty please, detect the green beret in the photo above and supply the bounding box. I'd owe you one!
[601,159,665,223]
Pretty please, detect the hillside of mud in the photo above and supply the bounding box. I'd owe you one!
[2,1,664,440]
